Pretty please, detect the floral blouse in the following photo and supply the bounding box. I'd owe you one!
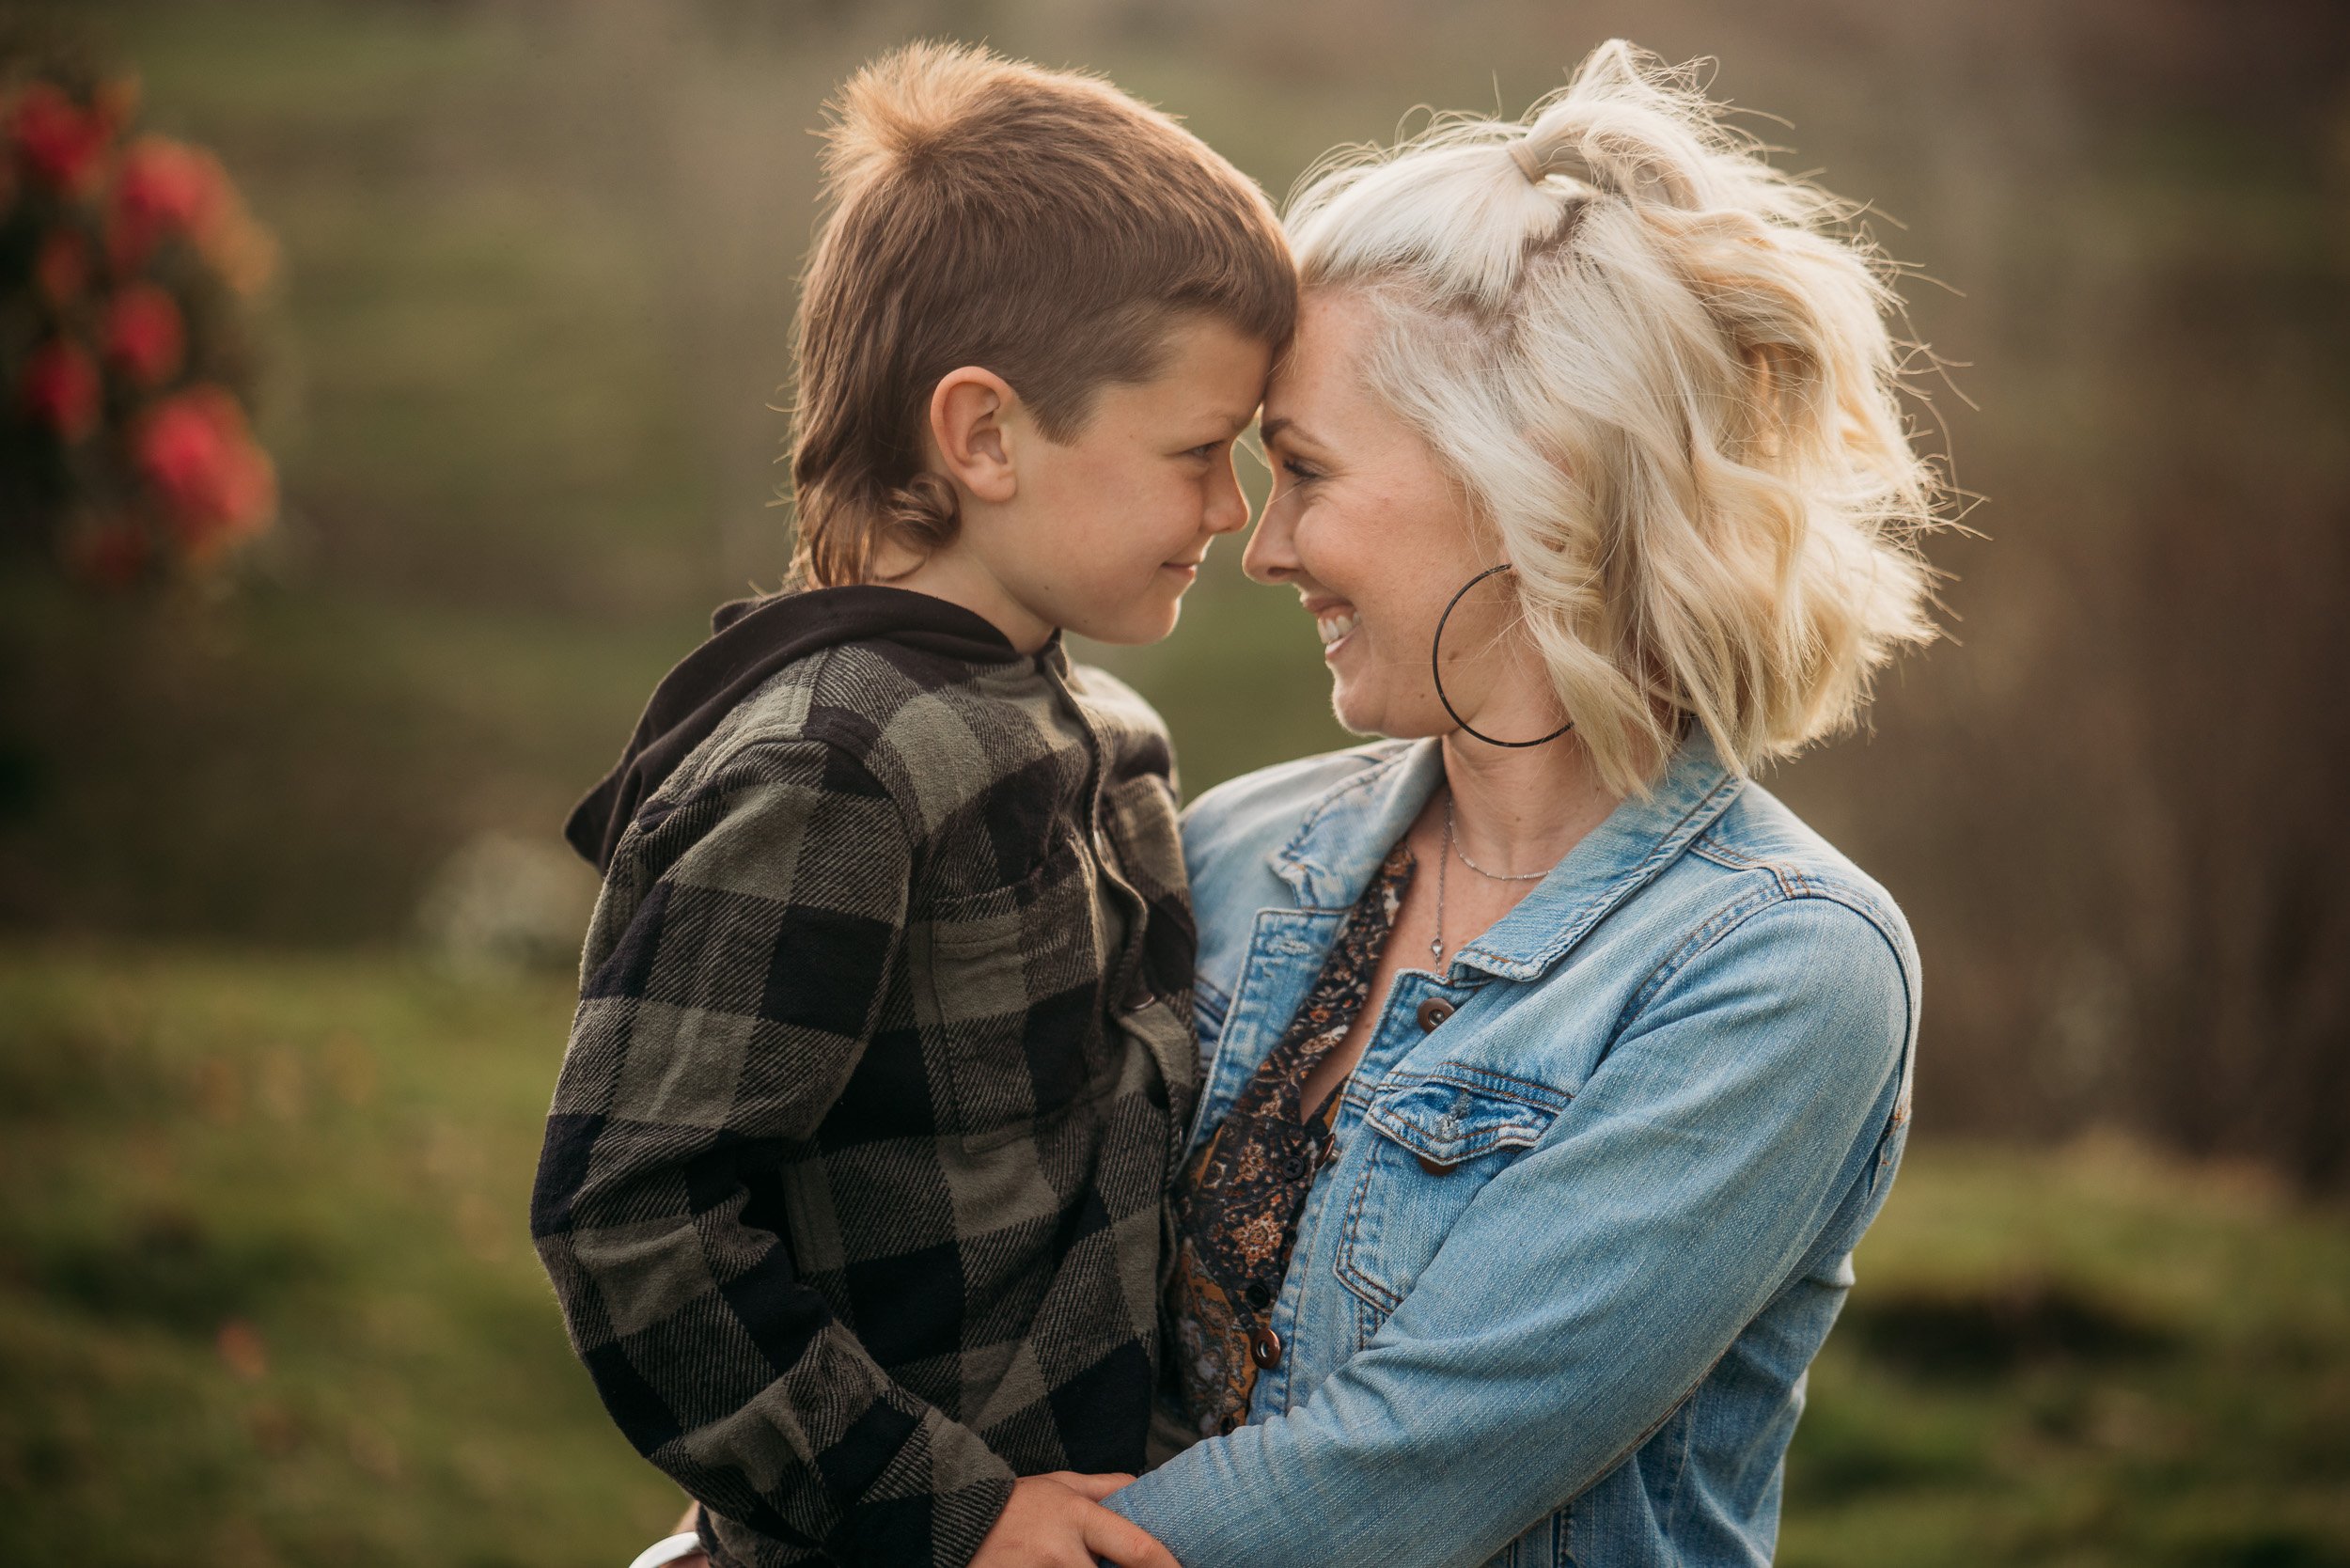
[1163,844,1417,1436]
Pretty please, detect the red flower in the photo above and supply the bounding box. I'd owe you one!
[34,229,92,305]
[133,385,276,557]
[10,83,113,196]
[107,135,227,274]
[102,283,186,388]
[21,337,102,443]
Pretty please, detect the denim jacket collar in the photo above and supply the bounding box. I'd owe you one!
[1271,732,1747,984]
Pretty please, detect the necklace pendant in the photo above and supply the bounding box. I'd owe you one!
[1430,935,1443,962]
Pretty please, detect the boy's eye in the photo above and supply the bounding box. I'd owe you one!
[1185,440,1226,460]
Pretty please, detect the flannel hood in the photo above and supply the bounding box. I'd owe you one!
[563,584,1024,873]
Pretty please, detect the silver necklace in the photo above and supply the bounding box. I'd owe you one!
[1445,793,1559,880]
[1432,807,1451,964]
[1432,792,1561,966]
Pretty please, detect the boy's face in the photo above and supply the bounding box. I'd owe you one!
[960,315,1272,647]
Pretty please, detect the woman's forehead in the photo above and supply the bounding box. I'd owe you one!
[1265,295,1396,445]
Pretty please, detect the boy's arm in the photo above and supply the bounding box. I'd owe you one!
[531,738,1016,1568]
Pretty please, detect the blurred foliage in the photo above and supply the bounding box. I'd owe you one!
[0,6,2345,1558]
[0,0,2338,1182]
[0,949,2343,1565]
[0,19,283,581]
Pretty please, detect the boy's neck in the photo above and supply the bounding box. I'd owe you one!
[869,548,1058,655]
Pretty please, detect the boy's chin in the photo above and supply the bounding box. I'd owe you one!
[1074,598,1183,648]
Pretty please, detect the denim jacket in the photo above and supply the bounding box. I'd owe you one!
[1106,734,1919,1568]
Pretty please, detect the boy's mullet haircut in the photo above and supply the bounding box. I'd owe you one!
[788,41,1295,588]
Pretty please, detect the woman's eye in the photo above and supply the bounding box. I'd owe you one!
[1280,458,1322,483]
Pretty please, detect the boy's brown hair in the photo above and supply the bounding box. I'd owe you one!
[788,42,1297,588]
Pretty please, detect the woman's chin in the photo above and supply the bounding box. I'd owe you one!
[1328,681,1402,740]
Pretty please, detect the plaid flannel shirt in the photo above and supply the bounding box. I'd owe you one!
[533,628,1198,1568]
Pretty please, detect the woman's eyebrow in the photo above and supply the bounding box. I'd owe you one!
[1259,415,1309,447]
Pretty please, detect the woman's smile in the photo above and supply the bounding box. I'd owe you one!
[1308,599,1359,658]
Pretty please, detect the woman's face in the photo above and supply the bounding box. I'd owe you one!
[1248,289,1557,741]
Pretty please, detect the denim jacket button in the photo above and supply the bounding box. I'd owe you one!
[1250,1328,1283,1369]
[1415,996,1455,1031]
[1417,1152,1459,1176]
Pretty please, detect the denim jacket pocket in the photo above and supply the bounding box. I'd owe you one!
[1336,1070,1570,1325]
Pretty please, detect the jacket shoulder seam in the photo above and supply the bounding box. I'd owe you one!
[1615,882,1912,1040]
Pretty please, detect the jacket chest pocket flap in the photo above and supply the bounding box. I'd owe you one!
[1337,1072,1569,1316]
[918,847,1105,1148]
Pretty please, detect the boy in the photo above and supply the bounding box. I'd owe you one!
[531,40,1294,1568]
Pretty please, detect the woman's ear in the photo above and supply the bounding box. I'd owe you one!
[927,367,1021,504]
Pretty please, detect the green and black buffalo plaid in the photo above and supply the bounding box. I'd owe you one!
[532,587,1199,1568]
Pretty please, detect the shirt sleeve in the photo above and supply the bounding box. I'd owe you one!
[531,739,1016,1568]
[1105,893,1915,1568]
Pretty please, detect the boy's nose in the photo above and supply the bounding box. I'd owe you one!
[1204,458,1250,536]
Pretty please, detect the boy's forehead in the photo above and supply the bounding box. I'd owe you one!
[1136,316,1273,422]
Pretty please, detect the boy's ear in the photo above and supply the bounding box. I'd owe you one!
[927,367,1021,505]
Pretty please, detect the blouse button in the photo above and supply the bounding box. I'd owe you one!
[1281,1152,1308,1180]
[1415,996,1455,1031]
[1249,1328,1284,1370]
[1219,1412,1242,1436]
[1246,1280,1272,1309]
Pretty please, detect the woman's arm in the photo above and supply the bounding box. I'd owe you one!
[1107,893,1914,1568]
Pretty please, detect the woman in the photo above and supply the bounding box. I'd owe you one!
[1104,40,1940,1568]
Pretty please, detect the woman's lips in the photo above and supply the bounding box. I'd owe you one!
[1316,606,1358,658]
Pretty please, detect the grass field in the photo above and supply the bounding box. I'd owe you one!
[2,946,2344,1567]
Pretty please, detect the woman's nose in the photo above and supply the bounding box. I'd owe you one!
[1243,488,1301,585]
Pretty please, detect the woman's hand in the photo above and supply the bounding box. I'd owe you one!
[971,1472,1180,1568]
[654,1479,1177,1568]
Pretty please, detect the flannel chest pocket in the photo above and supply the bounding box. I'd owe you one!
[917,838,1111,1148]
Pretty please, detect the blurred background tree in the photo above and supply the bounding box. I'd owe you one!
[0,1,2343,1564]
[1,23,280,582]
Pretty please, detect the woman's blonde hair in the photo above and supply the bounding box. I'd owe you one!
[1288,40,1943,794]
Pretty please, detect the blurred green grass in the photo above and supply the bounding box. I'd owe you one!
[0,945,680,1566]
[3,945,2345,1568]
[6,2,2346,1560]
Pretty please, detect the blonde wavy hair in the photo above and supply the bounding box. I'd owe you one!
[1287,40,1944,794]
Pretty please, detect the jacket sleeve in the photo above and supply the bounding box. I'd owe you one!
[531,739,1016,1568]
[1105,894,1916,1568]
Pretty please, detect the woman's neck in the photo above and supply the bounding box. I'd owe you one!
[1436,729,1621,880]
